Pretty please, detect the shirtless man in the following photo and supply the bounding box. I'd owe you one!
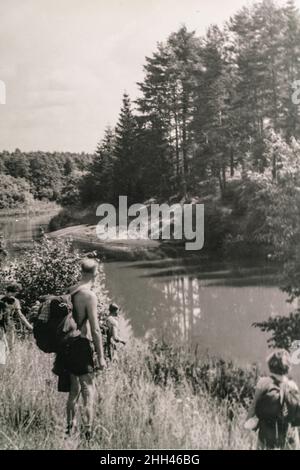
[67,258,106,440]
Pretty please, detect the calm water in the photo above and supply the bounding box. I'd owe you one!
[0,212,56,246]
[1,214,295,368]
[104,260,296,368]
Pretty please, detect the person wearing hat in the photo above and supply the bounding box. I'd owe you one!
[106,303,126,361]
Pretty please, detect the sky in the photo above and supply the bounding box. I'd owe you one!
[0,0,293,153]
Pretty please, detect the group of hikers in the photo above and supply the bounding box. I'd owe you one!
[0,258,125,441]
[1,256,300,449]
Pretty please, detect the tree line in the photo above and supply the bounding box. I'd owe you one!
[81,0,300,206]
[0,150,92,209]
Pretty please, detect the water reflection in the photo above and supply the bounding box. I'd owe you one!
[0,212,296,369]
[104,260,295,366]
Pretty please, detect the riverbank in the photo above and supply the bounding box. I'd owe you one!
[47,224,189,260]
[47,199,220,261]
[48,193,274,262]
[0,337,257,450]
[0,229,282,449]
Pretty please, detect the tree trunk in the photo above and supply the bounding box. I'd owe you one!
[230,146,234,177]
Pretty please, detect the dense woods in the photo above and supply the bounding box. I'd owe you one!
[82,0,300,203]
[2,0,300,452]
[0,150,92,209]
[77,0,300,262]
[3,0,300,263]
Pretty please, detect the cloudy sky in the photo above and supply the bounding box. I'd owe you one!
[0,0,291,153]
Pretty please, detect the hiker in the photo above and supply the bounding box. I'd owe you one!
[54,258,107,440]
[106,303,126,361]
[0,282,33,349]
[245,349,300,449]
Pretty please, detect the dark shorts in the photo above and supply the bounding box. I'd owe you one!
[258,420,289,449]
[54,337,94,380]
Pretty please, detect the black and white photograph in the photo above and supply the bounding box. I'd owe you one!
[1,0,300,454]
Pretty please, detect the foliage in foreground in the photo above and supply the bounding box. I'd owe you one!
[146,342,258,408]
[0,338,257,450]
[253,310,300,350]
[0,236,108,318]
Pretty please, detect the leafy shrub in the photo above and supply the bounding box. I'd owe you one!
[203,203,232,254]
[145,341,258,408]
[0,236,81,314]
[0,236,107,319]
[253,310,300,350]
[48,209,80,232]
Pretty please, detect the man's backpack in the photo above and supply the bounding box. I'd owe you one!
[283,386,300,426]
[33,294,80,353]
[255,376,300,425]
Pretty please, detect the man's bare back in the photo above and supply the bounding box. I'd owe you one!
[70,285,96,341]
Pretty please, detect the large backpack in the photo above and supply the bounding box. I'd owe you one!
[255,376,300,425]
[33,293,80,353]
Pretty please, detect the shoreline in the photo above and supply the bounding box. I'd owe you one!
[48,222,278,265]
[48,223,215,261]
[0,202,60,218]
[48,224,168,260]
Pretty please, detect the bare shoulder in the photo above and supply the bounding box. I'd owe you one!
[77,289,97,303]
[68,284,78,293]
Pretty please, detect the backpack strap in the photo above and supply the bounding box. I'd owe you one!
[270,375,285,405]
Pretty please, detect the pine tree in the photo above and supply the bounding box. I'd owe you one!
[137,26,202,195]
[114,93,141,203]
[191,25,236,194]
[92,126,116,202]
[90,0,300,204]
[228,0,285,173]
[282,0,300,138]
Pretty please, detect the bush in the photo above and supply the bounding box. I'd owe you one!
[203,203,232,255]
[145,341,258,408]
[0,338,256,449]
[0,236,107,317]
[253,310,300,350]
[48,209,80,232]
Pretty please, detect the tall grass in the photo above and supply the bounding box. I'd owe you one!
[0,338,257,450]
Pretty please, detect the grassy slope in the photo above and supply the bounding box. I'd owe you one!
[0,338,256,450]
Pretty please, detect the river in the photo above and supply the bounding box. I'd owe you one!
[0,212,295,369]
[0,211,56,247]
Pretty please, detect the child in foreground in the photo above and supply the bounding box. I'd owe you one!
[245,349,300,449]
